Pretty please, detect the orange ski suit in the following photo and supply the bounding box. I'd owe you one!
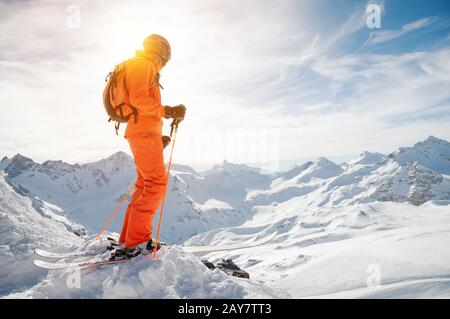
[119,50,167,248]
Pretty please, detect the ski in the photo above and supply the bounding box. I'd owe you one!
[35,239,165,260]
[34,237,119,259]
[35,233,275,260]
[34,259,88,270]
[35,248,100,259]
[34,255,138,270]
[33,248,157,270]
[34,254,251,279]
[33,233,276,270]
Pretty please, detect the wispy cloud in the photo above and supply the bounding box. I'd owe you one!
[367,17,435,46]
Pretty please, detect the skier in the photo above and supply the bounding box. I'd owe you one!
[113,34,186,258]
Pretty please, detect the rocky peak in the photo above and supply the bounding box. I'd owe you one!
[4,154,36,178]
[389,136,450,175]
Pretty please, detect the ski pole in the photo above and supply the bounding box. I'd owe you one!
[96,184,135,240]
[153,119,179,258]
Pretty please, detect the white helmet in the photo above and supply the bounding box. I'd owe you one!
[143,34,171,67]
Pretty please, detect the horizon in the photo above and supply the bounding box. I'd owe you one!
[1,0,449,171]
[1,134,446,173]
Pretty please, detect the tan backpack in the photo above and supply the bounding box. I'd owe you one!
[103,58,138,135]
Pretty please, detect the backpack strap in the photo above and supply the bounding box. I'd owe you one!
[115,122,120,136]
[105,72,112,82]
[132,107,138,123]
[105,55,160,135]
[156,73,164,90]
[122,59,139,124]
[134,54,164,89]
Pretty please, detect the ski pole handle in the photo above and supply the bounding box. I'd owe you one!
[169,118,181,137]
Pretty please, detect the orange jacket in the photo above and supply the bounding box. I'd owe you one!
[124,50,165,138]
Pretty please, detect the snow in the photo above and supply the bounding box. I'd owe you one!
[1,136,450,298]
[197,199,233,210]
[344,151,386,167]
[190,201,450,298]
[247,157,343,206]
[391,136,450,175]
[0,173,81,295]
[6,236,286,299]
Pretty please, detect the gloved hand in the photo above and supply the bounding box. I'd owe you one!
[164,104,186,120]
[161,135,171,149]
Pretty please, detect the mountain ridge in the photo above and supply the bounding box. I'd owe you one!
[0,136,448,242]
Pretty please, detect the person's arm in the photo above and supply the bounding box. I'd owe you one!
[128,59,165,117]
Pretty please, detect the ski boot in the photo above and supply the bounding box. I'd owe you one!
[105,237,120,251]
[146,239,166,252]
[110,239,165,261]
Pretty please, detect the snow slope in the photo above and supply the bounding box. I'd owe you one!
[0,167,284,299]
[0,173,81,295]
[5,235,286,299]
[187,201,450,298]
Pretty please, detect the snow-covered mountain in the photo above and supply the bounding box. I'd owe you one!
[185,136,450,298]
[248,137,450,208]
[0,152,134,236]
[0,152,273,243]
[0,172,81,295]
[1,136,449,298]
[390,136,450,175]
[1,135,449,242]
[247,157,344,206]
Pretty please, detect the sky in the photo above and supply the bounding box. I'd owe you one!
[0,0,449,171]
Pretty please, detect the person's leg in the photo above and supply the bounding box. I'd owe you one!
[119,171,144,244]
[123,132,167,248]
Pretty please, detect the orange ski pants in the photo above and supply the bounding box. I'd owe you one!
[119,132,167,248]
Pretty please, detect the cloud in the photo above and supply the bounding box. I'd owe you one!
[0,0,308,165]
[0,0,449,170]
[367,17,434,46]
